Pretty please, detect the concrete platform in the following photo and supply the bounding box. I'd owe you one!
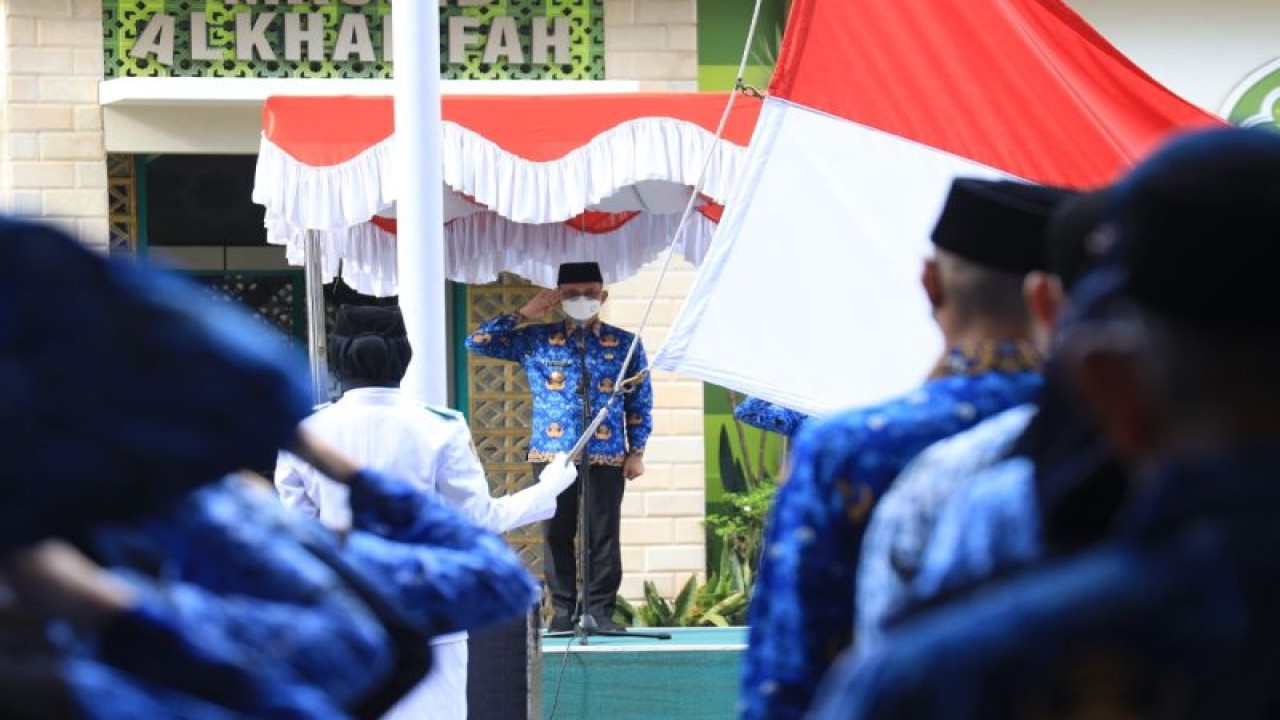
[541,627,746,720]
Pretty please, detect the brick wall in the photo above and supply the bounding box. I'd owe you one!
[605,0,698,90]
[600,0,706,602]
[604,259,707,600]
[0,0,108,250]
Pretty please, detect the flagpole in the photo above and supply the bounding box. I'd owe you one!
[393,2,449,406]
[303,230,330,405]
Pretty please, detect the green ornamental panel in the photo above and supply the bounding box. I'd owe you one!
[103,1,603,80]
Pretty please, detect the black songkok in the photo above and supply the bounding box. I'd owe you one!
[557,261,603,285]
[1044,187,1114,291]
[0,218,310,551]
[1104,126,1280,330]
[329,305,413,386]
[931,179,1076,274]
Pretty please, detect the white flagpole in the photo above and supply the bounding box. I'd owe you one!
[303,230,330,405]
[393,2,449,406]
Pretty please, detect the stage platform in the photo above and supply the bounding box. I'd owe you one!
[541,627,747,719]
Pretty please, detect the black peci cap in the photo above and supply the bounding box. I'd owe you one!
[1103,126,1280,330]
[1044,187,1114,291]
[932,178,1077,274]
[557,261,604,285]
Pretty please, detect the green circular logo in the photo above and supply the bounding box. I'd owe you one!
[1223,58,1280,129]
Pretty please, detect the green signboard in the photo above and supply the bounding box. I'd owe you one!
[103,1,604,80]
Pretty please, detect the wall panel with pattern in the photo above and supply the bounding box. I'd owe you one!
[465,274,545,575]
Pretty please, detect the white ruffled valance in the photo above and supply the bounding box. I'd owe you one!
[255,116,747,248]
[283,211,719,295]
[445,211,718,287]
[254,134,398,247]
[439,117,745,225]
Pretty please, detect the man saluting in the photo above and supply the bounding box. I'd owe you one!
[466,261,654,633]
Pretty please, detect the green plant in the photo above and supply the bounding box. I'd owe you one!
[614,544,754,628]
[705,479,777,568]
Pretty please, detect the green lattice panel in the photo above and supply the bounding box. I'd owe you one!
[103,1,603,80]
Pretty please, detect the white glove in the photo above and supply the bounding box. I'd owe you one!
[538,452,579,495]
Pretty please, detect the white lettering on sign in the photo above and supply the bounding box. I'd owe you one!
[333,14,376,62]
[482,16,523,64]
[235,12,278,61]
[284,12,327,62]
[532,16,571,65]
[381,15,394,62]
[191,13,223,61]
[129,13,176,66]
[124,5,584,70]
[447,15,481,65]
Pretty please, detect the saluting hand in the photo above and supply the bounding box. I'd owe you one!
[518,289,563,320]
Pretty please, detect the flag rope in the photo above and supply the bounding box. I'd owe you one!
[548,1,772,713]
[564,0,771,462]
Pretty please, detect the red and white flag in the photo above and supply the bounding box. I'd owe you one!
[655,0,1222,416]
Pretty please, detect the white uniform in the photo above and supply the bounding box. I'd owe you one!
[275,387,561,720]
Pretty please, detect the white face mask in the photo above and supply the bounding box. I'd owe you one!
[562,297,602,322]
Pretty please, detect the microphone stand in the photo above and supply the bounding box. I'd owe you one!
[544,325,669,644]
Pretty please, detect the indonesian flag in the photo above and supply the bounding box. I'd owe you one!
[654,0,1222,417]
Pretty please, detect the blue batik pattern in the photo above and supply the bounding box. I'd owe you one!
[809,450,1280,720]
[733,396,810,437]
[0,217,311,554]
[912,455,1040,605]
[855,403,1037,657]
[90,478,395,709]
[88,471,538,713]
[466,314,653,465]
[341,469,540,635]
[68,658,247,720]
[740,365,1042,720]
[84,602,347,718]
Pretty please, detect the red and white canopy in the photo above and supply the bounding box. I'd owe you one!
[253,93,760,293]
[656,0,1224,416]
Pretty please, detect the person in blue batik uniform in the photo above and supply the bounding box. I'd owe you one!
[855,189,1117,657]
[739,178,1072,720]
[3,539,348,719]
[0,218,539,717]
[733,396,810,437]
[7,463,540,719]
[84,468,542,717]
[809,126,1280,720]
[466,261,654,632]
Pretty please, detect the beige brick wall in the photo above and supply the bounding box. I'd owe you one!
[0,0,108,250]
[605,0,698,90]
[600,0,705,605]
[604,257,708,602]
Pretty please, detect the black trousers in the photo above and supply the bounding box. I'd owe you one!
[534,462,626,623]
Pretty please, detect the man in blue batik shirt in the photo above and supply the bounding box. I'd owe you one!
[855,189,1115,657]
[467,261,654,632]
[810,126,1280,720]
[740,178,1071,720]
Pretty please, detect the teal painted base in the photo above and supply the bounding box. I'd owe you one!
[542,628,745,720]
